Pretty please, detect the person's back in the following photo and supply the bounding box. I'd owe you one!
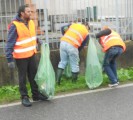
[99,29,126,52]
[61,23,89,48]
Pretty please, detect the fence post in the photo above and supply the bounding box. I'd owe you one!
[44,0,49,43]
[115,0,119,33]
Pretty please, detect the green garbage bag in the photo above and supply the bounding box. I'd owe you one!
[35,43,55,99]
[85,37,103,89]
[94,40,105,66]
[63,59,80,78]
[63,62,72,78]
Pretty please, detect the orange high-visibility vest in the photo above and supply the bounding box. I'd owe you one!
[61,23,89,48]
[100,30,126,52]
[12,20,37,59]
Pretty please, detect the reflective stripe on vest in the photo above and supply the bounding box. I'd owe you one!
[64,35,80,46]
[15,36,36,45]
[14,46,36,53]
[102,35,120,46]
[69,28,84,42]
[13,20,37,58]
[100,30,126,52]
[61,23,88,47]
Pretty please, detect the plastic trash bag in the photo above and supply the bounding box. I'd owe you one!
[35,43,55,99]
[94,39,105,66]
[85,37,103,89]
[63,59,80,78]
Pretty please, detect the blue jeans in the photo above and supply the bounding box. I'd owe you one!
[58,41,79,73]
[103,46,123,84]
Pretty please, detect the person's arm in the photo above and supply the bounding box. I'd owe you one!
[96,29,111,38]
[61,24,71,35]
[5,24,17,63]
[78,35,89,52]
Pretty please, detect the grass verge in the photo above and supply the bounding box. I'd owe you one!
[0,67,133,104]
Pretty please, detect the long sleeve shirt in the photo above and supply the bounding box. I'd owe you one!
[5,23,18,63]
[96,29,111,38]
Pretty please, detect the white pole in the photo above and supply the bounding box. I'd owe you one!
[44,0,49,43]
[115,0,119,32]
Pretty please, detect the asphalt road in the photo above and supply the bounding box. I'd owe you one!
[0,84,133,120]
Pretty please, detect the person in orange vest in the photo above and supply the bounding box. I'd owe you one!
[57,23,89,85]
[5,5,47,107]
[96,26,126,87]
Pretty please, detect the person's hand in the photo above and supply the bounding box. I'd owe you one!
[38,40,44,45]
[8,62,15,68]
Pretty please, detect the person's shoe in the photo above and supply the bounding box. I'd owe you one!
[72,72,78,83]
[117,81,120,85]
[56,68,64,85]
[21,96,32,107]
[108,83,118,87]
[33,93,48,101]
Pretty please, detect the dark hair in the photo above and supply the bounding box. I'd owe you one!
[18,4,29,17]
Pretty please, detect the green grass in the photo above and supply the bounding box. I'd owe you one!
[0,67,133,104]
[55,75,88,94]
[0,86,20,104]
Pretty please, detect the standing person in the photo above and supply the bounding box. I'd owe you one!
[96,26,126,87]
[57,23,89,85]
[5,4,47,107]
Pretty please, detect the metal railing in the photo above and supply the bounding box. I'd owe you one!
[0,0,133,55]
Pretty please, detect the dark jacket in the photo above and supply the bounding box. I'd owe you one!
[5,15,23,62]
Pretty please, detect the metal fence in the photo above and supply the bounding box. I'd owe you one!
[0,0,133,55]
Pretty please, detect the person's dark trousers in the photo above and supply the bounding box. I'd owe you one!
[15,54,39,98]
[103,46,123,84]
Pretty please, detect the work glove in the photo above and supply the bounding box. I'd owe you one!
[36,39,44,51]
[8,62,15,69]
[38,39,44,45]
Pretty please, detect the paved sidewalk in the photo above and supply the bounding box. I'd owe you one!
[0,83,133,120]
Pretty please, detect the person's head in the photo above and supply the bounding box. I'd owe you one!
[18,4,31,21]
[102,25,110,30]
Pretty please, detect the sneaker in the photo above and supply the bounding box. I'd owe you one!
[32,93,48,101]
[22,96,32,107]
[108,83,118,87]
[117,82,120,85]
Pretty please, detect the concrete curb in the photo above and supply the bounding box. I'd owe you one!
[0,83,133,108]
